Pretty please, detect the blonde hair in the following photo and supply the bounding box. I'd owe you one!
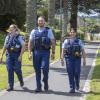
[8,24,20,33]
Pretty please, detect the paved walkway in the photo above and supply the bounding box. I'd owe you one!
[0,42,100,100]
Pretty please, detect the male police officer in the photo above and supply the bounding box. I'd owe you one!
[61,28,86,93]
[28,16,55,92]
[0,24,25,91]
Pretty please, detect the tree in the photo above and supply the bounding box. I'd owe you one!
[70,0,78,32]
[48,0,55,26]
[0,0,26,30]
[37,0,48,21]
[62,0,68,36]
[79,0,100,13]
[26,0,37,34]
[68,0,100,32]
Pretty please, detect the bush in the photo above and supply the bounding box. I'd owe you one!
[77,33,85,40]
[77,29,85,40]
[0,32,6,48]
[53,29,61,40]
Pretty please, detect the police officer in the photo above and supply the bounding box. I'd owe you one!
[0,24,25,91]
[28,16,55,92]
[61,28,86,93]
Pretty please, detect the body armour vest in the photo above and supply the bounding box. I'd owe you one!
[64,38,82,58]
[33,27,51,50]
[6,34,22,53]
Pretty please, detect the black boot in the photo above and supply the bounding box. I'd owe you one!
[6,87,13,92]
[44,81,49,91]
[35,88,42,93]
[20,81,24,87]
[69,88,75,93]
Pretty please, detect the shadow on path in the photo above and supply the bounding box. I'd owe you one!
[13,87,83,97]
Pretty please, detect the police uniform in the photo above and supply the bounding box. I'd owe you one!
[62,37,84,93]
[29,27,54,91]
[4,34,24,90]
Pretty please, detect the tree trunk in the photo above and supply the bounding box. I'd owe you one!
[26,0,37,34]
[70,0,78,32]
[48,0,55,26]
[62,0,68,37]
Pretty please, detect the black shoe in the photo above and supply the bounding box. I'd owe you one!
[44,87,48,91]
[6,87,13,91]
[44,82,49,91]
[20,81,24,87]
[35,88,42,93]
[69,89,75,93]
[76,86,79,90]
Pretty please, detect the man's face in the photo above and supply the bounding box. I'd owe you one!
[38,17,45,27]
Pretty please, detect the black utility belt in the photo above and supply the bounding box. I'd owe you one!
[7,48,21,52]
[65,55,81,58]
[33,46,50,50]
[33,48,50,51]
[65,53,81,57]
[33,47,50,51]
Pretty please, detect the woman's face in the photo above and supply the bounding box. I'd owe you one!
[69,29,76,38]
[9,25,17,34]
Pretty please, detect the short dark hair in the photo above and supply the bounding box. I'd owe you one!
[70,27,76,32]
[38,16,45,20]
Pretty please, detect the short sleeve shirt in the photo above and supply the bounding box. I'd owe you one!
[62,38,84,49]
[4,35,25,47]
[29,27,54,41]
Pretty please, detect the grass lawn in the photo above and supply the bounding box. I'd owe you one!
[0,40,60,90]
[0,51,34,90]
[0,33,5,49]
[86,49,100,100]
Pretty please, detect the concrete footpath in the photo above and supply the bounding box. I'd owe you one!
[0,42,100,100]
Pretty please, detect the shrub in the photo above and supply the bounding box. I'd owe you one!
[0,32,6,48]
[77,33,85,40]
[53,29,61,40]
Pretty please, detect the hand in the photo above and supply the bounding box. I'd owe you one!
[18,56,22,62]
[29,54,32,61]
[51,53,55,60]
[61,59,64,66]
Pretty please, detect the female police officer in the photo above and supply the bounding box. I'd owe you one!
[61,28,86,93]
[28,16,55,92]
[0,24,25,91]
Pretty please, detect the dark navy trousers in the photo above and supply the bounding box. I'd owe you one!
[33,50,50,89]
[65,56,81,90]
[6,52,23,88]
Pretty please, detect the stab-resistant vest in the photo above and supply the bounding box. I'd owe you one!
[6,34,22,53]
[64,38,82,58]
[33,27,51,50]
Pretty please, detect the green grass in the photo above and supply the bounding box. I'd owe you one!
[0,32,6,49]
[0,51,34,90]
[50,40,60,62]
[86,49,100,100]
[0,39,60,90]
